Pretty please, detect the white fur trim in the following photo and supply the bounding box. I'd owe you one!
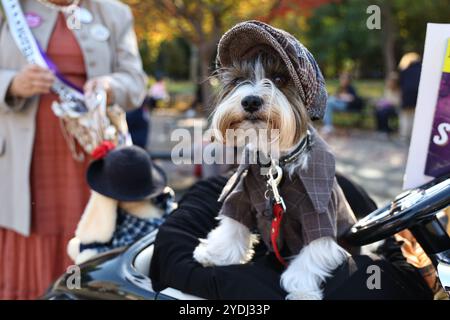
[193,216,258,266]
[75,249,99,265]
[118,201,163,219]
[67,237,81,262]
[281,237,349,300]
[75,191,118,243]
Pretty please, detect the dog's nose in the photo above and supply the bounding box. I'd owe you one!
[241,95,263,113]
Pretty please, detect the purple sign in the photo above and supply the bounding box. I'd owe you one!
[424,41,450,178]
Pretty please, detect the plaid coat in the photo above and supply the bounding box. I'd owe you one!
[218,129,356,256]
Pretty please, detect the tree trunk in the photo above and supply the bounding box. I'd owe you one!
[198,44,215,113]
[189,44,199,85]
[380,1,396,78]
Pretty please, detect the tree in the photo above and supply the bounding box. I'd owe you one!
[125,0,275,107]
[124,0,336,108]
[306,0,383,77]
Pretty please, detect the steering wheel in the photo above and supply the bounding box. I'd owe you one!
[343,175,450,246]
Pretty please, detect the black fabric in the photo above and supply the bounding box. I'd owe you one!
[336,173,378,220]
[375,107,398,134]
[347,96,364,112]
[126,107,150,149]
[150,176,286,299]
[150,175,433,300]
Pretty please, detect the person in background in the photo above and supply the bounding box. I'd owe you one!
[126,101,151,149]
[321,72,359,135]
[374,72,401,137]
[0,0,146,299]
[145,73,168,110]
[398,52,422,142]
[127,73,169,149]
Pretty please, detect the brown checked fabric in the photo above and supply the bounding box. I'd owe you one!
[217,20,328,120]
[218,129,357,256]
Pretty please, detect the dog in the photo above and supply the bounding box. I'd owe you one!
[193,21,357,300]
[67,145,174,265]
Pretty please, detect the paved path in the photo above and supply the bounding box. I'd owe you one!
[324,129,409,206]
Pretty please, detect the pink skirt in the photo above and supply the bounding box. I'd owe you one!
[0,229,73,300]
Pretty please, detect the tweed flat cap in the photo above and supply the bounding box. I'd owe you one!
[217,20,328,120]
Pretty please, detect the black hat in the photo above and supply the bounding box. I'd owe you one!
[86,145,167,202]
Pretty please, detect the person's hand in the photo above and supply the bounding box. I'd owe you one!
[395,230,438,291]
[395,229,432,268]
[8,64,55,98]
[84,77,114,105]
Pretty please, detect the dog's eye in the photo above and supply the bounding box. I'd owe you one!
[272,75,287,86]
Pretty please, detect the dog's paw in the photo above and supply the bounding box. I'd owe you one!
[285,291,323,300]
[193,240,234,267]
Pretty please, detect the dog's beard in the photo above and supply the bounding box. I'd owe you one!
[210,54,309,155]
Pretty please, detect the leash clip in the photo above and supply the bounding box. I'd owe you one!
[266,162,286,212]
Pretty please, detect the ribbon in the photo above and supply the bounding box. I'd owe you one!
[271,201,287,267]
[1,0,85,105]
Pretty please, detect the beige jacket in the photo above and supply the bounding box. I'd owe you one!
[0,0,147,235]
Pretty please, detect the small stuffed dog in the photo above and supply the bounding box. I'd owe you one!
[193,21,357,300]
[68,145,175,264]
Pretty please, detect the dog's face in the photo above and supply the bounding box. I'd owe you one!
[211,51,309,153]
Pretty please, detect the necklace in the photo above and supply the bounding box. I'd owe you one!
[36,0,80,13]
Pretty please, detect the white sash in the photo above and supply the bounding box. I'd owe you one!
[1,0,85,103]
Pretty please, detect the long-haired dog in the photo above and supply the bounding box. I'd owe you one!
[193,21,357,300]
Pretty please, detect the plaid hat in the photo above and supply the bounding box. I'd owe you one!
[217,20,328,120]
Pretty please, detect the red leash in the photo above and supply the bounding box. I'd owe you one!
[265,163,287,267]
[271,202,287,267]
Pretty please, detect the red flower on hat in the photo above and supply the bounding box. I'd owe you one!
[91,141,116,160]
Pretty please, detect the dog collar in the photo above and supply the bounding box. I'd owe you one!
[279,130,312,166]
[257,130,312,168]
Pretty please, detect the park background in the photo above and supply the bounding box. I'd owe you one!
[122,0,450,206]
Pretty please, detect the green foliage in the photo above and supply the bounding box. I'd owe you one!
[305,0,450,78]
[306,0,383,78]
[392,0,450,53]
[128,0,450,82]
[156,38,191,79]
[140,37,191,79]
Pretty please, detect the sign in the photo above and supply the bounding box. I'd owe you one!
[404,24,450,189]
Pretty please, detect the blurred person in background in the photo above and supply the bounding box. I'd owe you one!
[398,52,422,142]
[127,73,168,149]
[321,72,361,134]
[126,102,150,149]
[374,72,401,138]
[145,72,168,110]
[0,0,146,299]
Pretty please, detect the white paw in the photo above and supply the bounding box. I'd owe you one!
[193,240,235,267]
[194,239,225,267]
[193,241,215,267]
[285,291,323,300]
